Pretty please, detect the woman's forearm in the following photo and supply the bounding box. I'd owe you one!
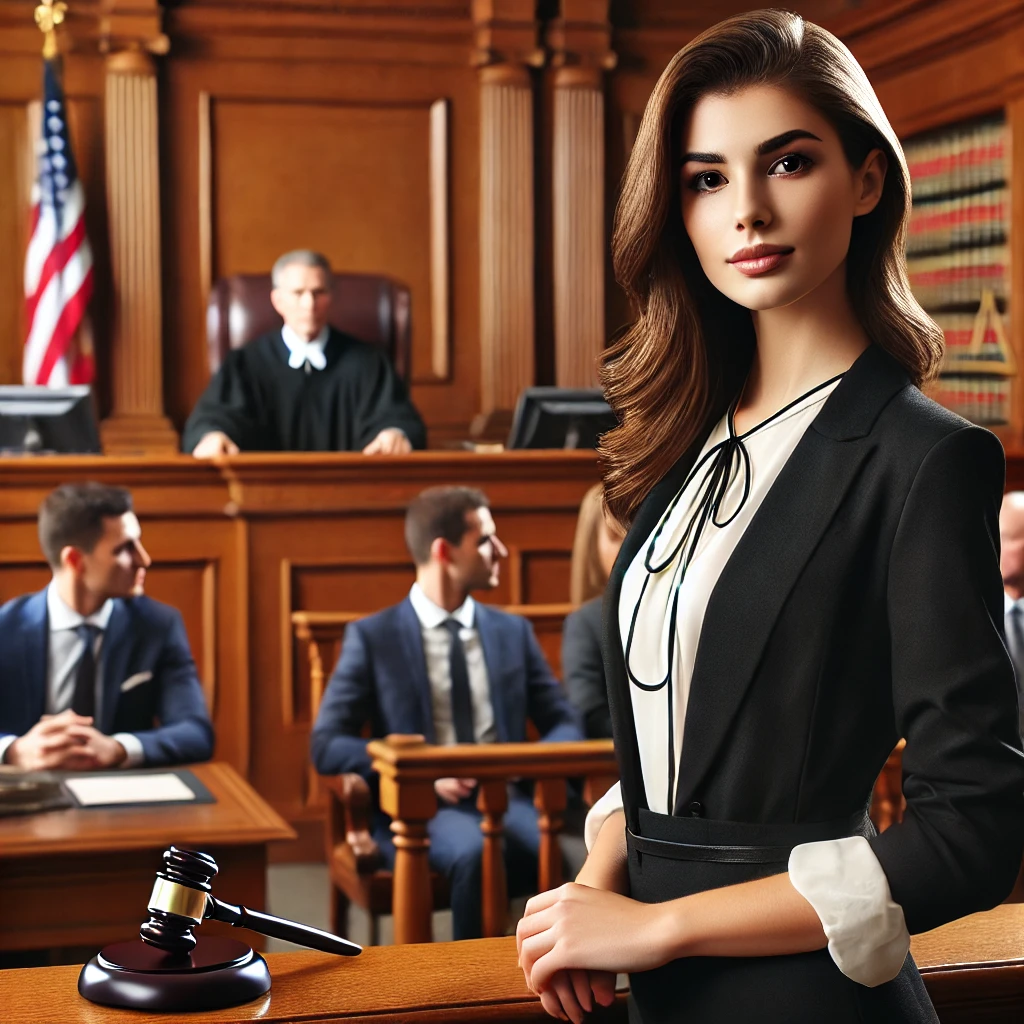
[575,809,629,893]
[662,870,827,960]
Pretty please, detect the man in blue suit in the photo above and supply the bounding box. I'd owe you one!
[311,485,582,939]
[0,483,214,770]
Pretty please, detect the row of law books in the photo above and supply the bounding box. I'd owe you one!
[905,186,1007,256]
[903,118,1006,202]
[927,376,1011,426]
[905,244,1008,310]
[932,309,1008,363]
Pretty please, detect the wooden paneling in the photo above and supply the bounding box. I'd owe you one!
[0,452,599,858]
[205,96,444,388]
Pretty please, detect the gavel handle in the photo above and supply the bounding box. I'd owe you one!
[207,896,362,956]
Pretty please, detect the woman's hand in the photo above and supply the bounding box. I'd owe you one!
[516,883,677,1015]
[533,968,616,1024]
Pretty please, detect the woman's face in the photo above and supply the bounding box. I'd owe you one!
[679,84,886,312]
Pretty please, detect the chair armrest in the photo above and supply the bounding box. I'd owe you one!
[322,773,384,873]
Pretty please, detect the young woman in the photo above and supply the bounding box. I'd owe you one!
[515,10,1024,1024]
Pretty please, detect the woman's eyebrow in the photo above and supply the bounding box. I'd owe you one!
[681,128,823,165]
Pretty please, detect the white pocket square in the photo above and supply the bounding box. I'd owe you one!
[120,671,153,693]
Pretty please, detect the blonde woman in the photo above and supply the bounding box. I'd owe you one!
[564,484,625,736]
[516,10,1024,1023]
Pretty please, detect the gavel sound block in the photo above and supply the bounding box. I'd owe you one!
[78,846,360,1012]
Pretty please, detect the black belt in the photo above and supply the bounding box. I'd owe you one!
[626,810,872,865]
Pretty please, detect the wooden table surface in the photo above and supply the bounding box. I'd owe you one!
[0,762,295,857]
[1,906,1022,1024]
[0,762,295,953]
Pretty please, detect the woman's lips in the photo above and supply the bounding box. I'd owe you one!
[730,251,793,276]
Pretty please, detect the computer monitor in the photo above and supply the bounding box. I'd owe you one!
[0,386,101,454]
[506,387,617,450]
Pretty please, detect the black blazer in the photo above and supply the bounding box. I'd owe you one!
[603,344,1024,935]
[563,597,613,738]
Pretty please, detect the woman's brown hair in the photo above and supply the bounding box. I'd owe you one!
[600,8,944,527]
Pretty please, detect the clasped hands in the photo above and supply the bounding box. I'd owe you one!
[516,883,677,1024]
[5,709,127,771]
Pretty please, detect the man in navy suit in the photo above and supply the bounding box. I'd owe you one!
[0,483,214,770]
[311,485,582,939]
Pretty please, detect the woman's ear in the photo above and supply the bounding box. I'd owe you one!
[853,147,888,217]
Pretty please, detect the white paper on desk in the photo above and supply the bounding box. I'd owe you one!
[64,773,196,807]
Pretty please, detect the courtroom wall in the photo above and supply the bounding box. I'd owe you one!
[0,0,892,450]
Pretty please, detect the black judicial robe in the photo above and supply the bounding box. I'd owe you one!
[181,328,427,453]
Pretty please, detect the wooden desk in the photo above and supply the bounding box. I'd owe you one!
[0,762,295,953]
[0,452,601,858]
[1,906,1022,1024]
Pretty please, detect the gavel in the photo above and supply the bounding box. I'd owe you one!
[140,846,361,957]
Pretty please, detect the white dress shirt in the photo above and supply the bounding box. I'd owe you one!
[0,584,144,767]
[281,324,329,370]
[585,381,911,988]
[408,583,497,745]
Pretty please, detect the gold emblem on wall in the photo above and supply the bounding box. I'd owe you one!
[941,289,1016,376]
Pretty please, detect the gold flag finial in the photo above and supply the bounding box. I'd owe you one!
[34,0,68,60]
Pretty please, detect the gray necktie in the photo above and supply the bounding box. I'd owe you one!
[443,619,475,744]
[70,624,100,718]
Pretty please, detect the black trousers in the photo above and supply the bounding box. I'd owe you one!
[625,809,938,1024]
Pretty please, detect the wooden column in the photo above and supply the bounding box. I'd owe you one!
[99,12,177,454]
[548,2,616,388]
[473,1,544,430]
[478,65,536,418]
[476,780,509,938]
[374,735,437,945]
[534,778,566,892]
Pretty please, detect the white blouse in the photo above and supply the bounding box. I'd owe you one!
[584,380,911,987]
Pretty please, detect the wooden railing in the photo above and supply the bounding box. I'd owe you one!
[4,912,1024,1023]
[367,734,618,944]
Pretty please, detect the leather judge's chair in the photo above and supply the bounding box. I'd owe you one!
[205,273,412,382]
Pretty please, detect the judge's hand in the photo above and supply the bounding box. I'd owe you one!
[4,710,123,771]
[192,431,240,458]
[434,777,477,804]
[362,428,412,455]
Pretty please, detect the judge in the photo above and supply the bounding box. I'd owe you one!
[183,250,427,456]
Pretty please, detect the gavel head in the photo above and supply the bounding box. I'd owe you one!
[139,847,219,955]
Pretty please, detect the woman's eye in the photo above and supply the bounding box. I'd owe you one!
[769,153,812,176]
[689,170,726,193]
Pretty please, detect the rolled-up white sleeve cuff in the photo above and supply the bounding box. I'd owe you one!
[0,735,16,764]
[584,781,624,851]
[789,835,910,987]
[112,732,146,768]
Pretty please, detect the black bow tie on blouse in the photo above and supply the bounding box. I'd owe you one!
[623,371,844,807]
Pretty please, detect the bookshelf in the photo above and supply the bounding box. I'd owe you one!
[903,114,1015,427]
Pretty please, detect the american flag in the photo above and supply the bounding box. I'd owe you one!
[23,58,94,387]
